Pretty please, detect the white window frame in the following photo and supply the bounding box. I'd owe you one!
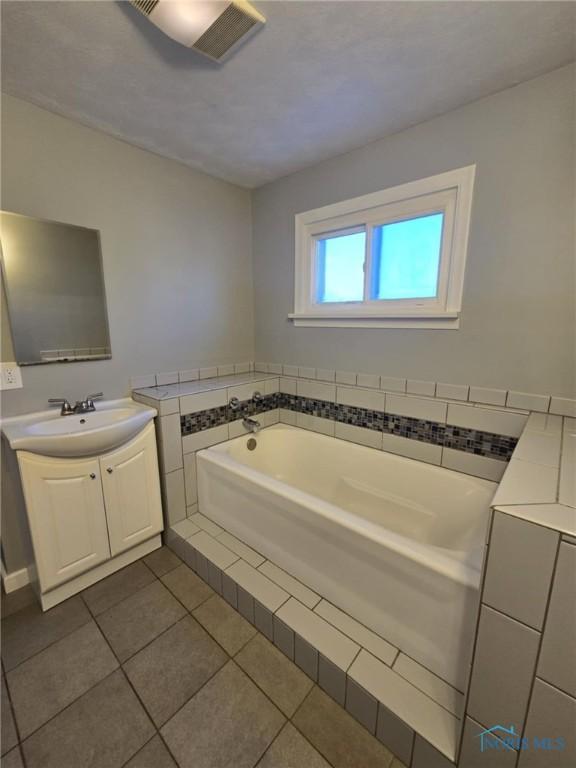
[290,165,476,329]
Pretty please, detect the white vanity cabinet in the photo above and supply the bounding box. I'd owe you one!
[17,421,163,608]
[17,454,111,591]
[100,424,163,556]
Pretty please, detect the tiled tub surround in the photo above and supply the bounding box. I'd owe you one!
[129,361,256,390]
[132,369,575,767]
[131,359,576,420]
[461,415,576,768]
[132,372,282,525]
[165,516,465,765]
[181,391,280,436]
[197,424,496,693]
[165,415,575,768]
[183,392,516,461]
[134,372,528,504]
[254,362,576,418]
[269,392,515,462]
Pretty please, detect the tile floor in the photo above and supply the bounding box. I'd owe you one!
[1,548,407,768]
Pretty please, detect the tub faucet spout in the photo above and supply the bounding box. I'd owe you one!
[243,417,261,434]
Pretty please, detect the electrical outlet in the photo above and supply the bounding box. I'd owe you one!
[0,362,23,390]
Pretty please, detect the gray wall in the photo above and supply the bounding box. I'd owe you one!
[252,65,575,398]
[1,94,254,573]
[1,94,254,417]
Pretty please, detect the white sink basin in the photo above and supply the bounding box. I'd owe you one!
[1,399,157,457]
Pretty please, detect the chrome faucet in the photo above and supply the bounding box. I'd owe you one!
[74,392,103,414]
[48,392,103,416]
[48,398,75,416]
[243,390,263,432]
[228,391,262,433]
[242,417,261,434]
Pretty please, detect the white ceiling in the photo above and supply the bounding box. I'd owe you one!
[2,1,575,188]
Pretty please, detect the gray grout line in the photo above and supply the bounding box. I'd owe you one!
[252,721,289,768]
[556,419,565,502]
[8,745,27,768]
[391,647,465,696]
[530,674,576,702]
[228,657,288,744]
[288,685,343,768]
[155,731,181,768]
[496,506,576,536]
[457,505,496,764]
[116,664,180,765]
[346,645,362,673]
[190,592,258,658]
[479,599,550,635]
[84,568,221,768]
[108,583,217,665]
[79,563,159,620]
[312,600,399,662]
[14,666,121,747]
[117,733,159,768]
[140,557,183,580]
[2,609,94,676]
[515,534,563,768]
[89,602,182,767]
[2,658,27,766]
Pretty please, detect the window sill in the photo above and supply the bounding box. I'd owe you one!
[288,312,460,329]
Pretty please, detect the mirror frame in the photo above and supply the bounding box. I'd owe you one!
[0,210,112,366]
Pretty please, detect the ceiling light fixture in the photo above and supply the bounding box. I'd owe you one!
[130,0,265,62]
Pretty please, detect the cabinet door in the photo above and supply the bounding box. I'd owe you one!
[101,422,163,556]
[18,454,111,591]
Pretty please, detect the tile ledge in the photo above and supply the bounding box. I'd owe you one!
[133,372,277,401]
[493,503,576,537]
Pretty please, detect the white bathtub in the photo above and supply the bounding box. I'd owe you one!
[197,424,495,689]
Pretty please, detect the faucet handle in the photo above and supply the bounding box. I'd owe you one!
[252,391,263,403]
[48,398,74,416]
[82,392,103,412]
[229,396,240,412]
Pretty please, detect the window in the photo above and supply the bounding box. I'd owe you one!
[292,166,475,328]
[315,229,366,303]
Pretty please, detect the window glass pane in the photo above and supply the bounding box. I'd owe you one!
[371,213,444,300]
[315,231,365,303]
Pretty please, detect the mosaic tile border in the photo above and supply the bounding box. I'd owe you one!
[181,393,279,436]
[181,393,518,461]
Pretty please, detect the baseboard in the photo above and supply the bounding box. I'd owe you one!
[1,563,31,593]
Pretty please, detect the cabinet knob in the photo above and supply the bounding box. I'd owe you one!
[106,467,113,474]
[90,473,96,479]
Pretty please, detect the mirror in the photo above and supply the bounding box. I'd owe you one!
[0,211,111,365]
